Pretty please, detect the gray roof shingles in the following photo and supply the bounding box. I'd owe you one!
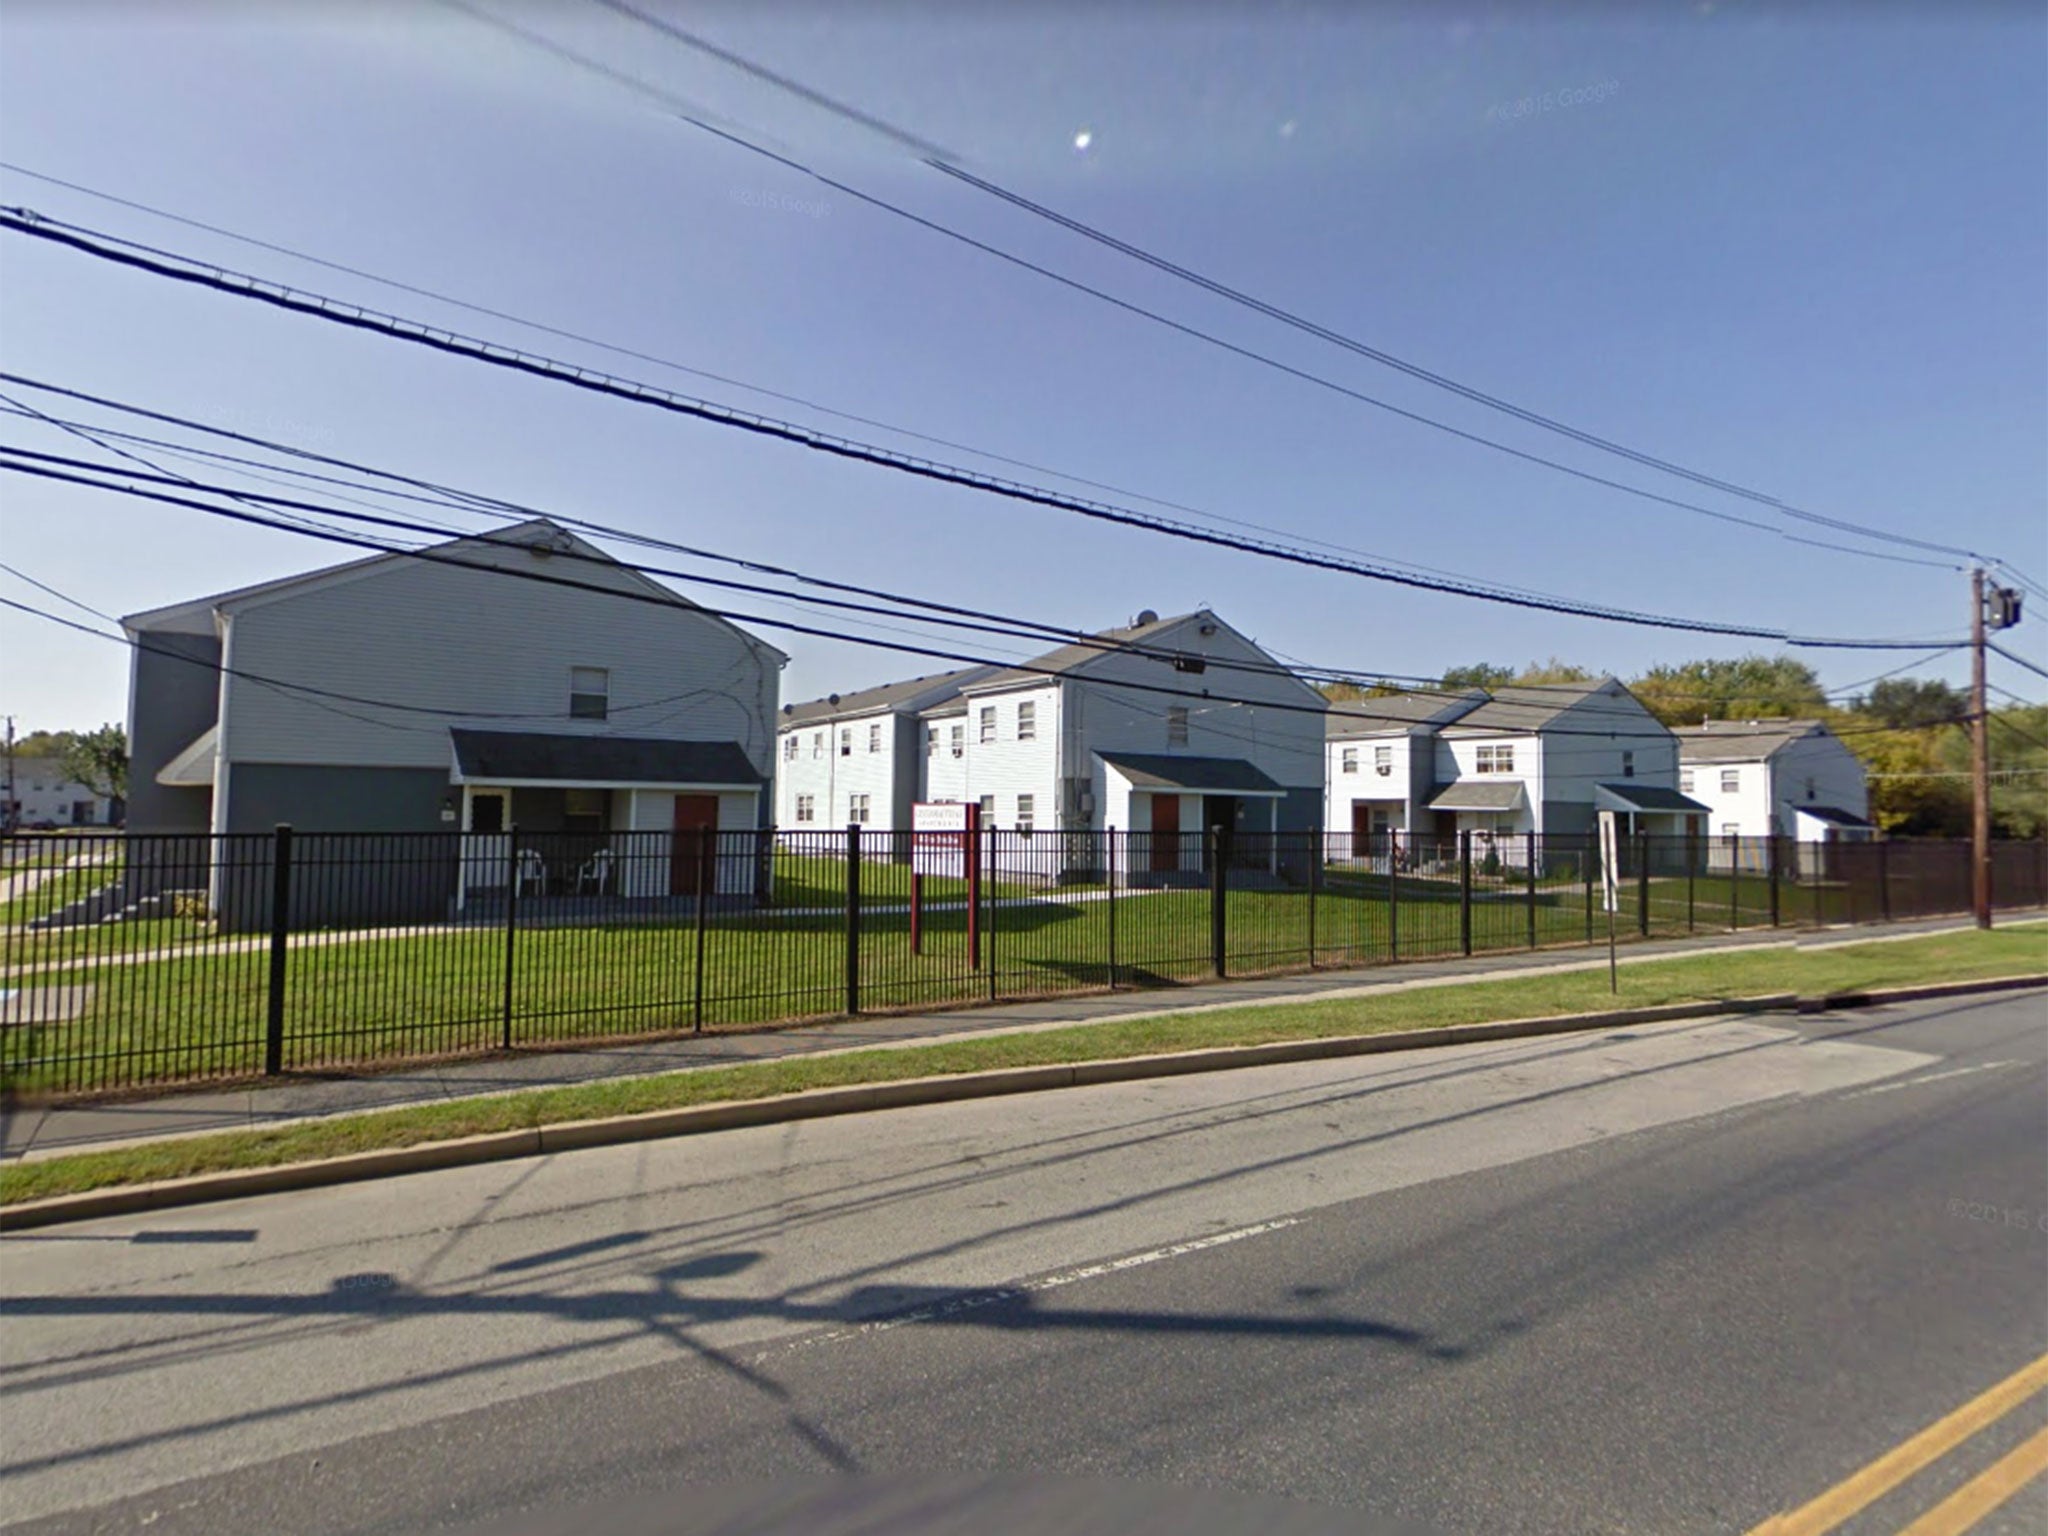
[450,730,764,786]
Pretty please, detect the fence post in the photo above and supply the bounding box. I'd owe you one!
[1686,836,1697,933]
[1584,833,1594,945]
[1636,832,1650,938]
[263,823,292,1076]
[1105,829,1117,990]
[1526,830,1538,949]
[1877,838,1891,923]
[986,823,998,1001]
[844,822,861,1016]
[1387,832,1400,963]
[1210,826,1228,978]
[1730,835,1741,931]
[692,827,711,1033]
[1459,830,1473,956]
[1307,831,1320,969]
[501,826,519,1052]
[1768,835,1782,928]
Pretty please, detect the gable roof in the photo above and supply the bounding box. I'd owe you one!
[1440,678,1625,736]
[1098,752,1286,795]
[780,665,999,728]
[1674,720,1827,763]
[964,611,1206,693]
[1326,689,1487,738]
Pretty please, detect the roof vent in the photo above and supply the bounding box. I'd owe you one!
[1134,608,1159,627]
[828,693,840,705]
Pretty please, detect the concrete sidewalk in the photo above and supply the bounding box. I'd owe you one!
[3,912,2035,1162]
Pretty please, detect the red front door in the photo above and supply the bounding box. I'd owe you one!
[1149,793,1181,872]
[671,795,718,896]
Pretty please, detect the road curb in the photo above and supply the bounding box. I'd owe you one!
[5,977,2042,1231]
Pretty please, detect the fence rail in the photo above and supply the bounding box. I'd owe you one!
[2,826,2042,1098]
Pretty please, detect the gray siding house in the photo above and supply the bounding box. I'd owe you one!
[123,520,786,924]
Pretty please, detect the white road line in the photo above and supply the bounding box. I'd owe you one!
[764,1216,1304,1359]
[1844,1061,2028,1099]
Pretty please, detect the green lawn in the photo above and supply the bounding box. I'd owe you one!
[6,925,2041,1208]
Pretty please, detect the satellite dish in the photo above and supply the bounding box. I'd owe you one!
[1135,608,1160,626]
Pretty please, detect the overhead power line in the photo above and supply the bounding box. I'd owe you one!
[486,1,1982,577]
[1987,642,2048,684]
[0,208,1963,655]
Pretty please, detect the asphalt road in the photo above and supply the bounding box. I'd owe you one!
[3,990,2044,1535]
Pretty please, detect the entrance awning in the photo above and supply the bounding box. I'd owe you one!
[155,725,218,787]
[1594,783,1710,815]
[1098,752,1287,797]
[1426,780,1526,813]
[1793,805,1874,829]
[449,730,765,790]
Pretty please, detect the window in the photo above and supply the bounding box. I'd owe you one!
[868,722,882,753]
[783,736,798,762]
[927,725,938,755]
[980,706,997,744]
[1375,745,1393,776]
[1680,769,1695,793]
[1341,747,1358,774]
[1621,750,1636,779]
[979,794,996,824]
[569,666,609,720]
[1167,706,1189,746]
[1016,794,1035,834]
[1721,769,1740,793]
[1475,744,1515,774]
[849,793,871,824]
[812,731,824,759]
[840,728,852,757]
[564,788,605,830]
[1722,822,1740,838]
[950,724,965,758]
[1017,700,1037,741]
[795,794,815,823]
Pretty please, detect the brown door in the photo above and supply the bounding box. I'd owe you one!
[1351,800,1373,858]
[1150,793,1180,872]
[671,794,719,897]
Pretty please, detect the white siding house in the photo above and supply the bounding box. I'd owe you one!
[1676,720,1873,868]
[121,520,786,922]
[772,667,996,837]
[3,757,117,829]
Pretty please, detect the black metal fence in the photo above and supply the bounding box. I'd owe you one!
[2,826,2042,1098]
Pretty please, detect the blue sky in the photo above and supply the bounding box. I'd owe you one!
[2,1,2043,735]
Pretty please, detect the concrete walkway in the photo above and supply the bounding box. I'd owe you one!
[3,911,2037,1163]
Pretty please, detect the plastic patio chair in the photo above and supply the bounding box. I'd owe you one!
[516,846,548,897]
[576,847,615,895]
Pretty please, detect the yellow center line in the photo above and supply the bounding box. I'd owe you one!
[1893,1421,2048,1536]
[1747,1351,2048,1536]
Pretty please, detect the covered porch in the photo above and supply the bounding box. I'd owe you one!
[1099,752,1288,879]
[450,730,766,913]
[1426,779,1529,870]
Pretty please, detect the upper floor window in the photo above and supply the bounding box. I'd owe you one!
[1721,768,1740,793]
[1341,747,1358,774]
[1016,793,1035,833]
[980,706,997,744]
[569,666,609,720]
[950,724,965,758]
[1475,744,1514,774]
[839,728,852,757]
[1375,746,1393,776]
[868,722,882,753]
[1167,706,1189,747]
[812,731,824,759]
[1680,769,1695,793]
[926,725,938,755]
[1017,701,1037,741]
[1621,750,1636,779]
[783,736,798,762]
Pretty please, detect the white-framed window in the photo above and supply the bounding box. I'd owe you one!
[1341,747,1358,774]
[794,794,815,823]
[783,736,798,762]
[980,706,997,744]
[868,722,882,753]
[1167,706,1189,747]
[1475,744,1515,774]
[950,724,965,758]
[978,794,995,825]
[1375,745,1393,776]
[569,665,609,720]
[1721,768,1740,793]
[840,728,852,757]
[1621,750,1636,779]
[1721,822,1740,838]
[849,793,871,824]
[1016,793,1035,834]
[1017,700,1037,740]
[1680,769,1695,793]
[812,731,824,759]
[926,725,938,755]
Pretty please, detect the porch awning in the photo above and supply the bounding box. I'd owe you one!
[449,730,765,789]
[1794,804,1873,829]
[1098,752,1287,797]
[155,725,218,787]
[1595,783,1710,815]
[1427,780,1526,813]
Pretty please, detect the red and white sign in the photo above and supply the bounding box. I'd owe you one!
[912,801,971,878]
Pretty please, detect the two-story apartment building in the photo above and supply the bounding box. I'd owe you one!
[773,666,998,837]
[1326,678,1707,867]
[124,519,786,923]
[3,757,118,829]
[1676,720,1873,867]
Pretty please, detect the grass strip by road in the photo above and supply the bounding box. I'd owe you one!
[4,926,2043,1208]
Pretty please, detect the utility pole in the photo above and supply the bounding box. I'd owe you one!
[1972,569,1990,928]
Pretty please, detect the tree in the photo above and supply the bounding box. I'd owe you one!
[1855,677,1966,730]
[1512,657,1594,686]
[1629,655,1828,727]
[1439,662,1514,692]
[58,724,127,802]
